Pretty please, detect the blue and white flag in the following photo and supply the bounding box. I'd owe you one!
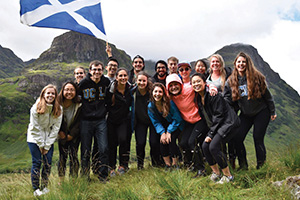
[20,0,106,38]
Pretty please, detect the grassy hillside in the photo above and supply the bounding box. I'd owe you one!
[0,140,299,199]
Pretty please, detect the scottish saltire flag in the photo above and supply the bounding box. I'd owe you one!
[20,0,106,38]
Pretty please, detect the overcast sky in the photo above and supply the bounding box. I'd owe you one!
[1,0,300,94]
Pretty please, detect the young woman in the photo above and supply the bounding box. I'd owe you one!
[132,71,163,169]
[191,73,240,184]
[166,73,209,177]
[206,54,236,168]
[206,54,230,92]
[27,84,62,196]
[224,52,276,169]
[106,68,133,175]
[194,59,209,79]
[148,83,184,169]
[57,81,82,183]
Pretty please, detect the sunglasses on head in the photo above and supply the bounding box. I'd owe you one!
[179,67,190,72]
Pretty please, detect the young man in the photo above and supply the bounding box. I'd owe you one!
[105,57,119,82]
[167,56,179,74]
[152,60,168,86]
[128,55,145,84]
[78,60,110,182]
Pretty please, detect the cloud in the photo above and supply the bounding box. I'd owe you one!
[0,0,299,94]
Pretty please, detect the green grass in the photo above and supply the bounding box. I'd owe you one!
[0,136,299,199]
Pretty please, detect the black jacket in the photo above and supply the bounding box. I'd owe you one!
[59,103,82,145]
[196,89,240,139]
[223,75,276,117]
[106,81,133,124]
[78,73,110,120]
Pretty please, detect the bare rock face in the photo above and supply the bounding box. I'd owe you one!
[33,31,132,68]
[273,175,300,199]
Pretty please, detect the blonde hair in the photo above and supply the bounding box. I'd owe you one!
[37,84,61,118]
[209,54,227,91]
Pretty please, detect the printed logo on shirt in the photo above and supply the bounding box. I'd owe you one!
[83,87,106,101]
[239,84,248,97]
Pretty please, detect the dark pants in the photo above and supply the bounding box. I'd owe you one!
[107,120,130,170]
[234,108,271,168]
[160,129,181,158]
[28,142,54,190]
[80,119,109,179]
[179,120,208,170]
[202,127,238,169]
[58,139,80,177]
[135,121,162,168]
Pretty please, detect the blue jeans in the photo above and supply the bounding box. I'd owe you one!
[28,142,54,190]
[80,119,109,179]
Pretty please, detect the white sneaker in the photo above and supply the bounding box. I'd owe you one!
[217,175,234,184]
[42,187,50,194]
[210,172,221,182]
[33,189,43,197]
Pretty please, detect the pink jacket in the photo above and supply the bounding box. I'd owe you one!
[166,74,201,124]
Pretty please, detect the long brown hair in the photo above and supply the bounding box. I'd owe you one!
[209,54,227,91]
[37,84,61,118]
[150,83,170,118]
[136,71,153,93]
[228,52,267,101]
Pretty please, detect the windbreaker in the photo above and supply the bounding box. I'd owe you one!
[27,100,63,150]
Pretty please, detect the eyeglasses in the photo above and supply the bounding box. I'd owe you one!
[91,68,103,72]
[75,72,84,75]
[179,67,190,72]
[157,67,166,70]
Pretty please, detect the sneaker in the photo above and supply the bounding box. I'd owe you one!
[42,187,50,194]
[210,172,222,182]
[33,189,43,197]
[217,175,234,184]
[117,166,126,175]
[110,170,116,177]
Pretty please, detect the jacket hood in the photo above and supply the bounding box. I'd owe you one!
[166,74,183,91]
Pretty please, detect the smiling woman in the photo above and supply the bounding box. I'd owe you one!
[148,83,184,169]
[106,68,133,175]
[57,81,82,185]
[27,84,62,196]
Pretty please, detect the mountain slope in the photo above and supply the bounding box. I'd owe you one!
[0,45,25,78]
[214,43,300,142]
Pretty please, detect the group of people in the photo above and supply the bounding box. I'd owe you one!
[27,45,276,196]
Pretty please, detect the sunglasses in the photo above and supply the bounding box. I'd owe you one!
[179,67,190,72]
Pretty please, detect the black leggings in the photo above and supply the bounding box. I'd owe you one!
[160,129,181,158]
[202,127,238,169]
[179,120,208,170]
[107,120,130,170]
[135,121,161,167]
[234,108,271,167]
[58,139,80,177]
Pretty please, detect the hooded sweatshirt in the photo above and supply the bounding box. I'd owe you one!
[78,73,110,120]
[166,74,201,124]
